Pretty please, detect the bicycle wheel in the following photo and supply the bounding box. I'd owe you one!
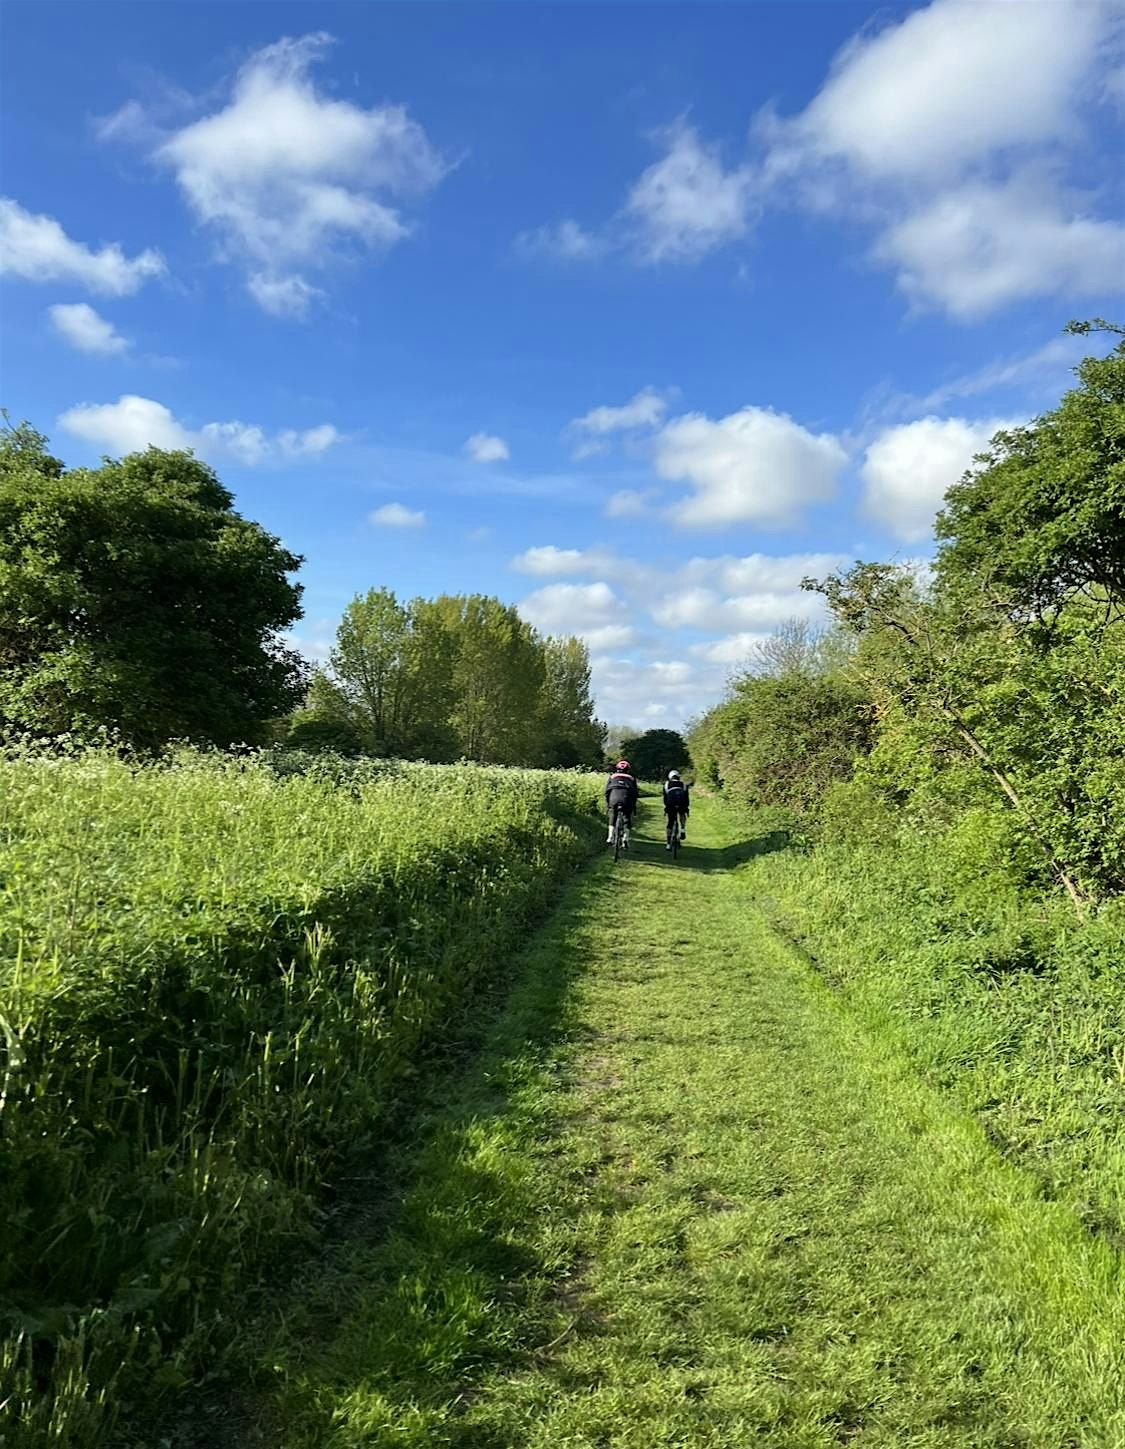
[670,819,679,859]
[613,807,624,862]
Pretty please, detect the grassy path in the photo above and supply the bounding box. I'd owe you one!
[219,793,1125,1448]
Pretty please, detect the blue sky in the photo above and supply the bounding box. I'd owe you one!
[2,1,1123,729]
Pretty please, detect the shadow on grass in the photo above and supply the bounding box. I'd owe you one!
[616,827,791,874]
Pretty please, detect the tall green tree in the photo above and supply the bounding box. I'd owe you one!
[0,426,305,747]
[439,594,545,763]
[539,635,605,766]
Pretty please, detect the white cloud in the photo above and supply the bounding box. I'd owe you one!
[150,33,445,310]
[518,580,628,639]
[464,432,510,463]
[604,488,657,519]
[0,198,164,295]
[591,654,721,730]
[279,423,340,456]
[510,545,614,577]
[651,585,820,633]
[626,122,756,263]
[583,623,642,652]
[48,303,129,355]
[570,387,667,436]
[197,420,270,465]
[61,396,192,453]
[370,502,425,528]
[757,0,1123,319]
[681,550,849,597]
[515,218,605,261]
[776,0,1107,182]
[876,174,1125,320]
[689,632,772,666]
[655,405,846,529]
[862,415,1011,542]
[247,272,325,319]
[58,393,339,466]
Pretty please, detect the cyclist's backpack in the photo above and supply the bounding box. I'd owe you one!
[665,783,688,809]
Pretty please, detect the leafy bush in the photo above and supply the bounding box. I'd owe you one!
[0,747,602,1445]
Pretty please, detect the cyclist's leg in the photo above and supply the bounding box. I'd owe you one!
[606,802,615,842]
[679,808,687,839]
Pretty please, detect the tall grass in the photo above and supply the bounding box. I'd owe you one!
[739,819,1125,1247]
[0,746,602,1445]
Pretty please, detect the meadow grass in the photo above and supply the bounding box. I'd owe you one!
[218,793,1125,1447]
[0,747,602,1446]
[740,829,1125,1247]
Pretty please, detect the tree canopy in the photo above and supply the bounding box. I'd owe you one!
[616,728,691,779]
[293,587,604,767]
[0,423,306,748]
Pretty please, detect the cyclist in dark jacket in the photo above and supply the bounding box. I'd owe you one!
[605,760,639,844]
[663,770,690,848]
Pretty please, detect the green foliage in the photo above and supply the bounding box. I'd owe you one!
[692,673,872,824]
[0,746,603,1444]
[615,727,690,778]
[936,334,1125,620]
[298,588,603,767]
[0,424,306,748]
[743,831,1125,1250]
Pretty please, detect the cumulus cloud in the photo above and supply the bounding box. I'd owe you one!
[135,33,444,313]
[876,173,1125,320]
[759,0,1122,318]
[625,122,756,262]
[570,387,668,437]
[517,580,629,641]
[651,585,821,633]
[688,632,772,666]
[0,198,164,294]
[771,0,1107,183]
[464,432,510,463]
[58,393,339,466]
[370,502,425,527]
[508,543,845,724]
[48,303,129,355]
[655,405,846,528]
[861,415,1011,542]
[510,545,615,576]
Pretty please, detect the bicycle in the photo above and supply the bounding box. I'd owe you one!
[665,811,681,859]
[611,804,630,861]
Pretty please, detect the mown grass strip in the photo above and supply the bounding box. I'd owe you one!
[225,794,1125,1448]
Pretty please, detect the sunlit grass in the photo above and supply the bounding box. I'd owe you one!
[0,745,602,1446]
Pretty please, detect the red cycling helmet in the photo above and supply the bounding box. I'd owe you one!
[616,759,631,772]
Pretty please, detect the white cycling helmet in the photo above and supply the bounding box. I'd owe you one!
[668,769,680,781]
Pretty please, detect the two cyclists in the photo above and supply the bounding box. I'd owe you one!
[605,760,691,852]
